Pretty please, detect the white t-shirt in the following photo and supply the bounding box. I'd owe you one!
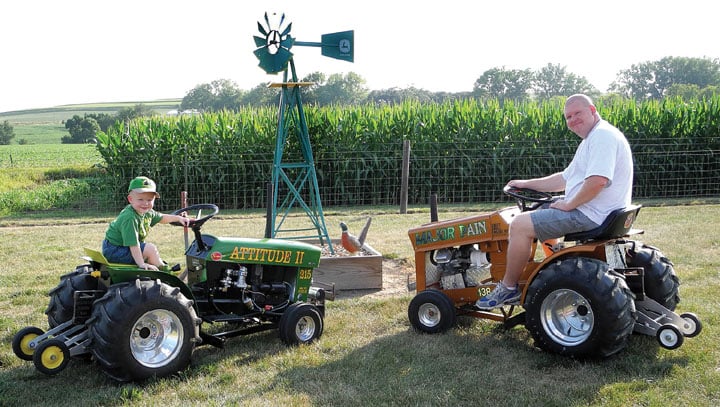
[562,119,633,225]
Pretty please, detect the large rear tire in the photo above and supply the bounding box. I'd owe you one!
[524,257,636,358]
[408,289,457,334]
[87,279,200,382]
[45,265,106,328]
[627,242,680,310]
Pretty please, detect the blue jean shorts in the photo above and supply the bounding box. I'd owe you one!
[102,239,145,264]
[530,208,599,242]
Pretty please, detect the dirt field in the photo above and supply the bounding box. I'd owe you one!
[336,258,416,300]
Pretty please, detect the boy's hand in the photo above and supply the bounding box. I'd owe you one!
[141,263,159,271]
[175,214,191,226]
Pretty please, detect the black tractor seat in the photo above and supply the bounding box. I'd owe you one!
[564,204,642,242]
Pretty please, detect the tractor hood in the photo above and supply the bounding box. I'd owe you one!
[206,236,322,268]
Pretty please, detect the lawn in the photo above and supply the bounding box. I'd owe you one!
[0,204,718,406]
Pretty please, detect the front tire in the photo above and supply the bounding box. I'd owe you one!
[87,279,200,382]
[33,338,70,375]
[524,257,636,358]
[408,290,457,334]
[12,326,45,361]
[278,303,324,345]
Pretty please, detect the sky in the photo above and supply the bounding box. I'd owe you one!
[1,0,718,113]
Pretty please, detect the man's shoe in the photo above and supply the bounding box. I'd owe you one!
[475,282,520,309]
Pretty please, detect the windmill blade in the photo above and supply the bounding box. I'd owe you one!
[264,12,270,28]
[257,21,268,36]
[253,35,267,48]
[255,47,293,74]
[281,22,293,37]
[280,35,295,49]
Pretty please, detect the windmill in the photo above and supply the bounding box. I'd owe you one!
[254,12,353,254]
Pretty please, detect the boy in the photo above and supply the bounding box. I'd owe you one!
[102,176,189,271]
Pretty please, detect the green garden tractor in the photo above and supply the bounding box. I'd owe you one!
[12,204,332,382]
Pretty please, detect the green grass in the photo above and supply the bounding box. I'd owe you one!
[0,205,718,406]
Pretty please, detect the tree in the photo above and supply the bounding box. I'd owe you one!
[314,72,368,105]
[0,120,15,145]
[473,67,534,101]
[116,104,156,123]
[241,83,280,106]
[62,115,100,144]
[85,113,117,132]
[665,84,701,99]
[610,56,720,100]
[533,63,599,99]
[181,83,215,111]
[299,71,327,105]
[181,79,244,112]
[367,87,436,105]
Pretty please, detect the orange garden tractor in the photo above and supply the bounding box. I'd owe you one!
[12,204,331,381]
[407,187,702,357]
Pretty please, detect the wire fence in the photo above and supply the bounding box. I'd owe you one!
[2,139,717,215]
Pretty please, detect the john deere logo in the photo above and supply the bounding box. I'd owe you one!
[339,39,351,54]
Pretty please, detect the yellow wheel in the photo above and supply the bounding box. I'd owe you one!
[12,326,44,361]
[33,338,70,375]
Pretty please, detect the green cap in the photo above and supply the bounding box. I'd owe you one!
[128,176,160,197]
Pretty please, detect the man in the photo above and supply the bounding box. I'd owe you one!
[476,94,634,309]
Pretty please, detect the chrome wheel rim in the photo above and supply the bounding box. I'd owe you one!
[418,303,441,328]
[540,289,594,346]
[295,315,317,342]
[130,310,183,368]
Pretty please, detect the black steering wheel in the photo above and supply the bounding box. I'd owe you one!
[503,185,555,212]
[170,204,219,229]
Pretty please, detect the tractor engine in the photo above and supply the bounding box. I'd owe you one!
[430,244,491,289]
[197,263,292,315]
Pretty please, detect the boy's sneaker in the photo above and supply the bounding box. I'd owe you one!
[475,282,520,309]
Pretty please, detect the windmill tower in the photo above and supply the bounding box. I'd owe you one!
[253,12,353,254]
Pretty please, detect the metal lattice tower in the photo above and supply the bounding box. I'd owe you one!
[253,12,353,253]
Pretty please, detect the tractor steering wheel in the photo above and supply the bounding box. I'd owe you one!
[170,204,219,229]
[503,185,555,212]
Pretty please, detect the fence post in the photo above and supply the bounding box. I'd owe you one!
[264,182,273,239]
[400,140,410,214]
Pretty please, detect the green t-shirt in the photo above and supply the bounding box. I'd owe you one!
[105,205,163,247]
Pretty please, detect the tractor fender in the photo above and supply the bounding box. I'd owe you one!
[103,268,196,309]
[521,240,611,299]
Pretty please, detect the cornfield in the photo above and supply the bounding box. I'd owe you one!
[93,97,720,212]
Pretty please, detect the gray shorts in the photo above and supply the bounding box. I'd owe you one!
[530,208,599,242]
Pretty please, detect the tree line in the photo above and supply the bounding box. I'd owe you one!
[15,55,715,145]
[178,56,720,112]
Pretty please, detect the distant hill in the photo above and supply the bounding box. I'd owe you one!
[0,99,182,144]
[0,99,182,119]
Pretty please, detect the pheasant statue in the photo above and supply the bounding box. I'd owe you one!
[340,217,372,254]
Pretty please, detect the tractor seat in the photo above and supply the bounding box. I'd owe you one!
[564,204,642,242]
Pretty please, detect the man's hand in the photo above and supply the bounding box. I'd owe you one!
[549,199,574,211]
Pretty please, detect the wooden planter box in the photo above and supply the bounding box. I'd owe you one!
[308,239,383,290]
